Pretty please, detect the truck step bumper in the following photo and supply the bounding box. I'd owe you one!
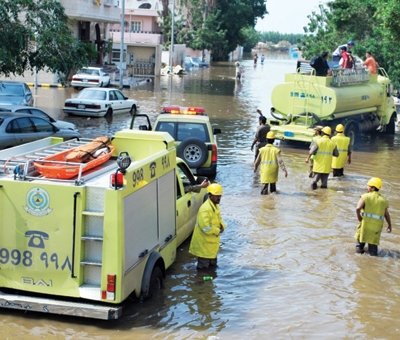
[0,290,122,320]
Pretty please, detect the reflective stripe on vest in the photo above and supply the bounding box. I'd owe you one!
[317,151,332,155]
[261,160,277,165]
[362,212,384,220]
[197,221,213,233]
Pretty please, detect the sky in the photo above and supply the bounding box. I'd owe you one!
[255,0,327,34]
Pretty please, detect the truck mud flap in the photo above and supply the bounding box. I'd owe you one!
[0,290,122,320]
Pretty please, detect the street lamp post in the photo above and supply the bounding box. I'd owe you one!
[119,0,125,89]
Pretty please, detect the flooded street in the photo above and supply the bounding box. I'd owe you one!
[2,54,400,339]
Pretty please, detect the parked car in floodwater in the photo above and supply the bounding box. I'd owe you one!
[0,113,81,149]
[63,88,139,117]
[0,81,34,106]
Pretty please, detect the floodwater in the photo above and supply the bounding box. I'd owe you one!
[2,54,400,339]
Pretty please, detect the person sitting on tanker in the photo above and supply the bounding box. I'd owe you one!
[305,126,339,190]
[254,131,288,195]
[355,177,392,256]
[251,109,270,161]
[331,124,351,177]
[308,125,323,178]
[189,183,226,270]
[332,40,355,63]
[362,51,379,74]
[310,52,332,77]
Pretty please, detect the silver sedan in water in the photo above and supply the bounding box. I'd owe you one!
[63,88,139,117]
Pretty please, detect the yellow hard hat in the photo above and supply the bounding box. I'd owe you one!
[208,183,224,196]
[367,177,382,190]
[322,126,331,135]
[336,124,344,132]
[267,131,276,139]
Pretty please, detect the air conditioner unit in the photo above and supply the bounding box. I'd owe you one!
[114,0,119,6]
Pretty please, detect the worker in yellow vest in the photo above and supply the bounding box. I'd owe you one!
[309,125,323,178]
[355,177,391,256]
[305,126,338,190]
[254,131,288,195]
[189,183,226,270]
[331,124,351,177]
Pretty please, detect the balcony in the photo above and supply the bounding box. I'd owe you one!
[110,30,163,44]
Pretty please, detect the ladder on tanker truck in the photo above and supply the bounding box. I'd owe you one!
[291,71,313,125]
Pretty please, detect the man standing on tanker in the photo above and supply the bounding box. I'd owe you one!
[331,124,351,177]
[332,40,355,62]
[251,109,270,161]
[305,126,338,190]
[355,177,392,256]
[189,183,227,270]
[254,131,288,195]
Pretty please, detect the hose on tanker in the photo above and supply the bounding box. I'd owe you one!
[270,107,323,126]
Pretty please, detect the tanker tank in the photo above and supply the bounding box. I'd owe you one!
[271,72,387,119]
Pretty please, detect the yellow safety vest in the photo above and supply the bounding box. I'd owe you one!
[354,191,388,245]
[332,133,350,169]
[259,144,280,183]
[313,136,336,174]
[189,199,226,259]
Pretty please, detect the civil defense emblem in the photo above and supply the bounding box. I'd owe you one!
[24,187,52,216]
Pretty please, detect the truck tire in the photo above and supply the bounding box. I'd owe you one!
[385,114,396,134]
[177,138,208,168]
[345,123,359,146]
[148,266,164,298]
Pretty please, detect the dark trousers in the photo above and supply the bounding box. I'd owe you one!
[332,168,344,177]
[311,172,329,190]
[197,257,217,270]
[356,240,378,256]
[261,183,276,195]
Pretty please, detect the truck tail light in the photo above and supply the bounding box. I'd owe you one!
[110,172,124,188]
[211,144,218,162]
[102,274,116,300]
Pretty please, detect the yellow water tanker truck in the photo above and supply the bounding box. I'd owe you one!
[268,61,397,144]
[0,130,208,320]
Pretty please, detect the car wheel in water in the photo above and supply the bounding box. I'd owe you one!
[130,105,137,116]
[104,108,113,117]
[177,137,208,168]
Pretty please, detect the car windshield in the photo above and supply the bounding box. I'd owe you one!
[156,122,209,142]
[76,89,106,100]
[0,84,24,96]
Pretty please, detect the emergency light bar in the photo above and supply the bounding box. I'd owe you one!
[162,106,206,115]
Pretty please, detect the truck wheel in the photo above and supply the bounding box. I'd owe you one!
[345,123,359,146]
[148,266,164,298]
[385,114,396,134]
[177,138,208,168]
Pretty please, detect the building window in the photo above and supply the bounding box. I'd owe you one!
[130,21,142,33]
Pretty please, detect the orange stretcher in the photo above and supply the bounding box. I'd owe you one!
[34,146,116,179]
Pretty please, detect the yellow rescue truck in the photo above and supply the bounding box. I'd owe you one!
[268,61,397,144]
[0,130,208,319]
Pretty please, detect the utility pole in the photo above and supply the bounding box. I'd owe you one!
[169,0,175,74]
[119,0,125,89]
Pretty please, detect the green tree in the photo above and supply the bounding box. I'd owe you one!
[298,0,400,88]
[159,0,267,60]
[0,0,97,85]
[241,26,261,52]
